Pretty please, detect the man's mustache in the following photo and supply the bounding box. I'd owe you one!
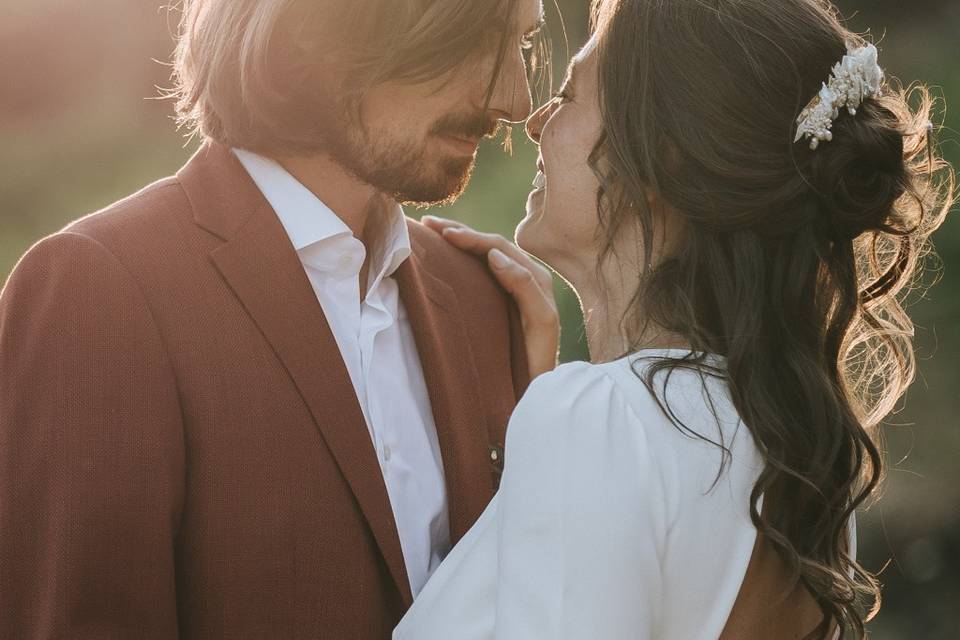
[431,113,503,141]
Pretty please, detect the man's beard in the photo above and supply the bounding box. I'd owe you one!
[320,100,501,206]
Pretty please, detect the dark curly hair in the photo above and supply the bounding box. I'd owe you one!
[589,0,954,636]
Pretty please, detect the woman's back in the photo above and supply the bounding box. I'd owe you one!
[395,350,837,639]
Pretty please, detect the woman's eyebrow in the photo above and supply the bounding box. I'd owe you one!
[523,17,546,40]
[562,59,579,89]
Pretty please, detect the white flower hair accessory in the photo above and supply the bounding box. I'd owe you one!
[794,43,885,150]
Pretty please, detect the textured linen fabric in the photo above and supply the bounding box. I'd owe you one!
[0,142,530,639]
[395,351,856,639]
[233,148,450,597]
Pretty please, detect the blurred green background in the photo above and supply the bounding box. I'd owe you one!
[1,1,956,637]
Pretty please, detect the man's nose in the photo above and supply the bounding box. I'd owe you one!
[525,101,551,144]
[488,51,534,124]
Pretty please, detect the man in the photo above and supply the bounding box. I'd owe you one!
[0,0,544,636]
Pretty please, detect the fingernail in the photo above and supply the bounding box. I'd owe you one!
[442,228,462,235]
[489,248,510,269]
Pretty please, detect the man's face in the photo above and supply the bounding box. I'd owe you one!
[321,0,544,206]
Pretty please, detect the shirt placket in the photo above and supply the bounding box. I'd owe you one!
[360,281,398,470]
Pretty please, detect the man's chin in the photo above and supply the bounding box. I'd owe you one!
[394,158,476,207]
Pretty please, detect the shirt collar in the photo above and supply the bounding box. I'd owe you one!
[233,148,412,281]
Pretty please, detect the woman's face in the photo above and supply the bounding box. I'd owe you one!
[516,40,607,280]
[517,38,682,302]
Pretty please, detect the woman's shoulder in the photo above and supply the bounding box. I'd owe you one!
[505,358,674,492]
[511,359,612,414]
[508,358,641,448]
[493,355,765,638]
[512,352,738,451]
[509,352,761,497]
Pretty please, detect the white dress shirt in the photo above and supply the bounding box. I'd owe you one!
[394,350,857,639]
[234,148,450,597]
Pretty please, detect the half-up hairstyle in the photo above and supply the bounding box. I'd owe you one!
[589,0,954,637]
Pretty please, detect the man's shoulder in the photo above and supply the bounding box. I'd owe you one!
[405,217,503,296]
[64,176,191,246]
[8,175,203,302]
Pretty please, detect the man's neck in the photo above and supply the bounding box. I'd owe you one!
[276,153,390,299]
[276,153,384,247]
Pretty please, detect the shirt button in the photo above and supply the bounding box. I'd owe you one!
[339,254,354,268]
[383,444,392,462]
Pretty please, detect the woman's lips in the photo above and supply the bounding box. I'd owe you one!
[532,155,546,189]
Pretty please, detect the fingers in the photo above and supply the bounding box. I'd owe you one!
[488,248,560,379]
[444,227,513,257]
[487,249,557,326]
[442,227,554,293]
[421,215,467,235]
[423,212,560,379]
[424,216,515,262]
[421,216,554,302]
[423,216,516,260]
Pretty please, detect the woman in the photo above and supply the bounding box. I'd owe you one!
[396,0,953,637]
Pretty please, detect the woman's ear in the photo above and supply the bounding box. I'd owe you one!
[644,187,659,208]
[644,191,687,266]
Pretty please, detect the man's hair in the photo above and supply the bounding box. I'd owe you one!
[172,0,518,155]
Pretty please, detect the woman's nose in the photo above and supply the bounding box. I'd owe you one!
[525,102,551,145]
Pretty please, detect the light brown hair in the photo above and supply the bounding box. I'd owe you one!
[171,0,522,154]
[589,0,954,637]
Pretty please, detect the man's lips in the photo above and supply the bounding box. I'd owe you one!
[438,134,480,154]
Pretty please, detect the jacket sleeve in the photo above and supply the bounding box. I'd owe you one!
[0,232,184,639]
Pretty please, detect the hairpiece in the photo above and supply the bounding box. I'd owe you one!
[794,44,885,150]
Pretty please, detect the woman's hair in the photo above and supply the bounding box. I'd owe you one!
[171,0,520,154]
[589,0,954,636]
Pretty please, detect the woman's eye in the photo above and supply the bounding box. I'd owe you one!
[552,90,572,104]
[521,37,535,51]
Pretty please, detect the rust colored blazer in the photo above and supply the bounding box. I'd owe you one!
[0,143,530,639]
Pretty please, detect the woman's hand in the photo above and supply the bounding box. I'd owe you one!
[421,215,559,380]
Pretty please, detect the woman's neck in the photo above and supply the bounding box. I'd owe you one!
[575,279,690,364]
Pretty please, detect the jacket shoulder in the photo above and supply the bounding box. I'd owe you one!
[406,217,504,297]
[63,176,190,247]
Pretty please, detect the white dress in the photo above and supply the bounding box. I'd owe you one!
[394,350,852,639]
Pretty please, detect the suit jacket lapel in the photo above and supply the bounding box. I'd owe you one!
[178,143,413,605]
[395,232,495,543]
